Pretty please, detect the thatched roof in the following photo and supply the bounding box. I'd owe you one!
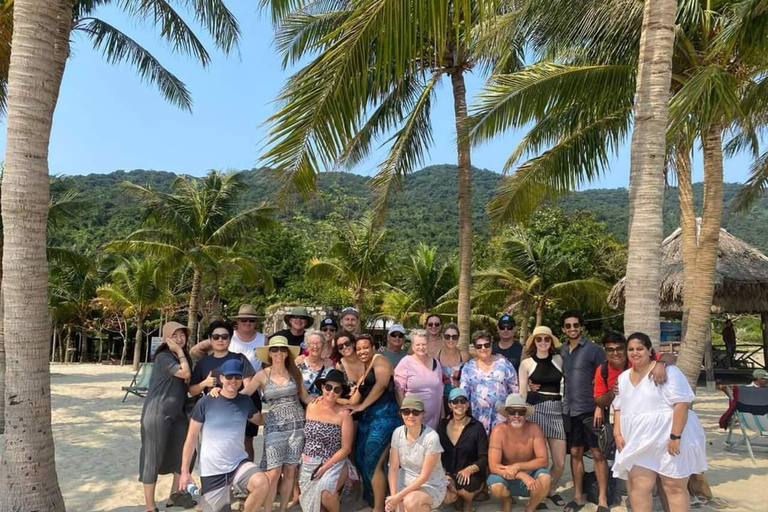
[608,222,768,314]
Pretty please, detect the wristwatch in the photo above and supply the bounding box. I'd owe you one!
[669,433,682,440]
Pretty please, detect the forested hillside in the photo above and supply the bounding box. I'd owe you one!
[52,165,768,254]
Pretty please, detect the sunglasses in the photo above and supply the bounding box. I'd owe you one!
[505,408,528,417]
[269,347,289,353]
[323,383,342,394]
[239,318,257,323]
[211,333,231,341]
[499,325,514,331]
[443,334,459,341]
[605,346,625,353]
[427,322,441,328]
[400,408,424,417]
[474,342,492,350]
[450,397,468,405]
[390,332,405,338]
[534,337,551,343]
[338,340,354,349]
[564,322,581,329]
[321,327,337,332]
[222,374,243,381]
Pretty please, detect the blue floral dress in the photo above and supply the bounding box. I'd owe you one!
[459,356,518,435]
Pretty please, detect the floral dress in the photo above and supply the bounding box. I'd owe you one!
[459,355,518,435]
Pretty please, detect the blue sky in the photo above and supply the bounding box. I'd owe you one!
[0,3,754,188]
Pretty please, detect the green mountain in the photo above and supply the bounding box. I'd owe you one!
[52,165,768,254]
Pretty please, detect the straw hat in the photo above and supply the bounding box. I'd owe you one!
[496,393,535,418]
[256,335,300,363]
[162,321,190,340]
[233,304,262,319]
[524,325,560,352]
[283,306,315,328]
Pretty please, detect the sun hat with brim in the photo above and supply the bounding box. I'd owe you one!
[525,325,560,352]
[753,369,768,380]
[162,321,190,340]
[283,306,315,328]
[315,369,349,395]
[448,387,468,402]
[496,393,535,418]
[233,304,263,319]
[221,359,244,377]
[256,335,300,363]
[400,396,424,411]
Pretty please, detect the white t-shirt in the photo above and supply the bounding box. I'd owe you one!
[229,331,266,371]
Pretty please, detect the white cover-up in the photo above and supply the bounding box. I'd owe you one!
[612,365,707,480]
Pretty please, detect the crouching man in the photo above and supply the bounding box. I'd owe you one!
[180,359,269,512]
[487,394,551,512]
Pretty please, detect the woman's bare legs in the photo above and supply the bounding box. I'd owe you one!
[547,437,566,498]
[660,475,690,512]
[628,466,657,512]
[371,447,390,512]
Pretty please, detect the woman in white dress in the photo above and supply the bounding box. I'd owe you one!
[613,332,707,512]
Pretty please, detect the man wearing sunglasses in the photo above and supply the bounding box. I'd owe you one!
[493,314,522,372]
[381,324,408,367]
[189,321,257,397]
[488,394,551,512]
[181,359,269,512]
[191,304,266,372]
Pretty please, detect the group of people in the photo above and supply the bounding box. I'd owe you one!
[137,305,708,512]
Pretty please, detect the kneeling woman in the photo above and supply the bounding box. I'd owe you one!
[386,397,451,512]
[299,370,353,512]
[613,332,707,512]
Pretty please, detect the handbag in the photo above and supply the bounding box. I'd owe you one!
[596,408,616,459]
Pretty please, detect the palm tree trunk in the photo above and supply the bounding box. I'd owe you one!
[354,288,364,333]
[0,1,71,509]
[623,0,677,346]
[676,144,696,341]
[0,288,5,435]
[535,301,545,327]
[132,316,145,371]
[677,123,724,389]
[450,69,473,350]
[210,281,222,322]
[187,267,202,344]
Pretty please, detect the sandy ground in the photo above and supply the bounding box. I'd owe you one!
[1,364,766,512]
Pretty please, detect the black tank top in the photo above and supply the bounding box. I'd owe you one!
[529,354,562,394]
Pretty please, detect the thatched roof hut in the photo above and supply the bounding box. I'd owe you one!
[608,224,768,314]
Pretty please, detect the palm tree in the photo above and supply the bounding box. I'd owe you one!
[306,213,394,317]
[97,257,171,370]
[114,171,274,343]
[474,228,610,340]
[260,0,515,347]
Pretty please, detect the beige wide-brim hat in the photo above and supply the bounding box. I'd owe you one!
[256,335,300,363]
[283,306,315,328]
[233,304,263,319]
[162,321,190,340]
[524,325,560,352]
[496,393,535,417]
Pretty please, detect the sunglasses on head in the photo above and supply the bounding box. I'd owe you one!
[498,325,514,331]
[269,347,289,353]
[222,374,242,381]
[400,408,423,417]
[390,332,405,338]
[505,408,528,417]
[564,322,581,329]
[450,397,468,405]
[239,318,257,323]
[443,334,459,341]
[321,327,336,332]
[211,333,231,341]
[427,322,441,328]
[323,383,342,394]
[474,342,492,350]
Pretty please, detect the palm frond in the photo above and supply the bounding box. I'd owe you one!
[732,150,768,212]
[181,0,241,54]
[274,3,351,66]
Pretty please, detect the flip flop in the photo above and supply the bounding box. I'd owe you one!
[548,495,566,507]
[563,502,584,512]
[170,491,197,509]
[706,497,737,510]
[536,504,549,510]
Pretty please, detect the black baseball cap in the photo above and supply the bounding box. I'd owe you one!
[498,314,516,327]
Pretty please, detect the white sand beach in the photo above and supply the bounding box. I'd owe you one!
[2,364,766,512]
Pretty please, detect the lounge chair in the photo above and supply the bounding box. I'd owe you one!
[722,385,768,463]
[122,363,154,402]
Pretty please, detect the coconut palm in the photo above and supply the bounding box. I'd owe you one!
[260,0,517,347]
[474,228,610,340]
[113,171,274,343]
[306,213,395,316]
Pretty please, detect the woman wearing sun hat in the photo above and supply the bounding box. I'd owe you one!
[517,325,566,508]
[240,335,309,512]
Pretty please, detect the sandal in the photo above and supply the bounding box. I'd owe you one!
[563,502,585,512]
[170,491,197,509]
[548,495,566,507]
[596,507,610,512]
[536,504,549,510]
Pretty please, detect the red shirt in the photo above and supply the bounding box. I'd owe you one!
[593,353,661,398]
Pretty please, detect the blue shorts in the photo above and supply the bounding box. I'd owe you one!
[487,468,550,497]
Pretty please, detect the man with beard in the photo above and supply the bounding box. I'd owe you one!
[487,394,551,512]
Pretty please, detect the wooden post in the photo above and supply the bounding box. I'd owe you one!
[761,312,768,370]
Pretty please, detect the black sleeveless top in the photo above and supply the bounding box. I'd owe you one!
[529,354,563,394]
[358,364,396,404]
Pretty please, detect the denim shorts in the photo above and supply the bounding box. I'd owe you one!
[487,468,550,497]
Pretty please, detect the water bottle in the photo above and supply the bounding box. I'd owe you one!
[186,482,199,496]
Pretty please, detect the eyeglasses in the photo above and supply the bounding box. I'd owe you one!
[338,340,354,349]
[534,337,551,344]
[400,408,424,417]
[239,318,257,323]
[211,333,231,341]
[321,327,336,332]
[269,347,289,353]
[564,322,581,329]
[390,332,405,338]
[499,325,514,331]
[605,346,625,353]
[450,397,468,405]
[505,408,528,417]
[323,383,342,394]
[474,342,492,350]
[222,374,243,381]
[427,322,441,328]
[443,334,459,341]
